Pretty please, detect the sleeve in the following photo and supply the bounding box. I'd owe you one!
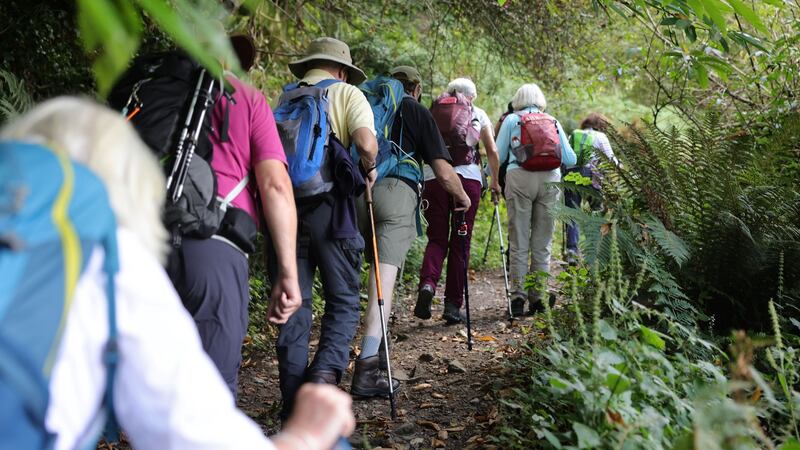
[557,120,577,168]
[113,233,274,450]
[495,113,517,166]
[595,132,619,166]
[478,108,492,132]
[345,85,376,136]
[414,101,451,164]
[250,91,287,165]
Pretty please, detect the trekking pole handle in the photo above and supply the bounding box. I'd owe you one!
[457,213,468,236]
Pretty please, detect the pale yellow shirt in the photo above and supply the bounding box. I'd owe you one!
[299,69,376,148]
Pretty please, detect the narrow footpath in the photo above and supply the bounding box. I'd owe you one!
[238,265,559,450]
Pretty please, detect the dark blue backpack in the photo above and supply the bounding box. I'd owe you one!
[351,77,422,185]
[274,79,340,198]
[0,141,119,450]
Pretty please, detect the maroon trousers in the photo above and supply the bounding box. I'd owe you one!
[418,176,482,307]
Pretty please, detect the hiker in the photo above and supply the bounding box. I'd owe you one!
[0,97,354,450]
[272,37,378,419]
[564,112,619,263]
[153,34,302,397]
[495,83,577,316]
[495,102,514,137]
[351,66,471,397]
[415,78,501,324]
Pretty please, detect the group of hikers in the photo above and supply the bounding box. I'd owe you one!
[0,33,615,450]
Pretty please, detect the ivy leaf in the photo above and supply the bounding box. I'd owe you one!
[640,325,667,350]
[573,422,601,448]
[605,372,632,394]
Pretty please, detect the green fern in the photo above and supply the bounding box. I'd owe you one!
[0,70,34,124]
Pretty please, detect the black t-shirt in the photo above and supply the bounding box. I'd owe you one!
[389,96,451,190]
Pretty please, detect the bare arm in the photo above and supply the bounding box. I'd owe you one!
[481,125,501,194]
[255,159,301,323]
[351,127,378,187]
[430,158,471,211]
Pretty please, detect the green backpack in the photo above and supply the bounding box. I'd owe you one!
[571,129,596,168]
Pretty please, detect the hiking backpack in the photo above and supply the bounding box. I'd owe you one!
[512,112,562,171]
[571,128,596,168]
[108,51,243,247]
[0,141,119,450]
[430,92,481,166]
[274,79,341,198]
[351,77,422,185]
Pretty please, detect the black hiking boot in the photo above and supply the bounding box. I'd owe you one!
[350,355,401,398]
[307,369,338,385]
[414,284,434,320]
[442,301,464,325]
[527,292,557,316]
[510,295,525,317]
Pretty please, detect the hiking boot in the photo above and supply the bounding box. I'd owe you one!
[510,295,525,318]
[414,284,434,320]
[566,249,579,266]
[442,301,464,325]
[307,370,338,385]
[527,292,556,316]
[350,355,401,398]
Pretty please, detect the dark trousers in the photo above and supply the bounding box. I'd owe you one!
[418,176,482,307]
[269,200,364,417]
[564,167,599,252]
[167,238,250,397]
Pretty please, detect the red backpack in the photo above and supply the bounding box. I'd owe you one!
[430,92,480,166]
[512,112,562,171]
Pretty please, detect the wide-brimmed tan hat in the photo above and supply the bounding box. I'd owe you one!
[390,65,422,84]
[289,37,366,85]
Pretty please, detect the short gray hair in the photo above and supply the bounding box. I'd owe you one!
[446,77,477,100]
[511,83,547,111]
[1,97,169,263]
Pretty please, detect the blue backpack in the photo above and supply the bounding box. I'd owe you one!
[351,77,422,185]
[0,141,120,450]
[274,79,340,198]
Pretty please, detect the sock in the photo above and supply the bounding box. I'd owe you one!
[359,335,381,360]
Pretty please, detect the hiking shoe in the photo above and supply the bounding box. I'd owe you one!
[527,292,556,316]
[442,301,464,325]
[307,370,338,385]
[510,296,525,318]
[414,284,434,320]
[350,355,401,398]
[566,249,578,266]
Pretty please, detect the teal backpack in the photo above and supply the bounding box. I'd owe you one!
[0,140,120,450]
[351,77,422,185]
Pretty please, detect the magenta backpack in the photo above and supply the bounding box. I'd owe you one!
[430,92,481,166]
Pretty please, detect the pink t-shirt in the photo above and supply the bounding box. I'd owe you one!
[210,76,286,223]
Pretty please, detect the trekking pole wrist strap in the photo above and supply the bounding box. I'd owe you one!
[359,159,376,178]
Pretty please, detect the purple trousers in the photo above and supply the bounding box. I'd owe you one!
[418,176,482,307]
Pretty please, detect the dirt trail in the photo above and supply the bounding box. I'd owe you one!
[238,265,556,449]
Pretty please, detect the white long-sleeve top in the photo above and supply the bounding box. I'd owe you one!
[45,228,274,450]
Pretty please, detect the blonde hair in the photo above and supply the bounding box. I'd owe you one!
[511,83,547,111]
[446,78,477,100]
[1,97,168,263]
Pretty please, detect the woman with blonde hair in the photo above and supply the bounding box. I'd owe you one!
[0,97,354,450]
[495,83,577,316]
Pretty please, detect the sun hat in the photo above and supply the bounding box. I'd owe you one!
[289,37,366,85]
[230,34,256,72]
[390,65,422,84]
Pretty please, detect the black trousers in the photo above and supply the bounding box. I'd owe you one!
[167,237,250,397]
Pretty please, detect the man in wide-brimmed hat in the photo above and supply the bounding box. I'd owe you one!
[273,36,378,420]
[167,32,302,398]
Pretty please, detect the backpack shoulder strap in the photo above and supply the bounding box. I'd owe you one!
[314,78,341,89]
[218,175,250,212]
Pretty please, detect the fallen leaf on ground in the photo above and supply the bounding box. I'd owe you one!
[411,383,432,391]
[444,426,465,432]
[432,392,446,399]
[476,335,497,341]
[418,402,435,409]
[432,438,446,448]
[416,420,441,431]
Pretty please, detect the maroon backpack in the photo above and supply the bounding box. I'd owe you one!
[512,112,562,171]
[430,92,481,166]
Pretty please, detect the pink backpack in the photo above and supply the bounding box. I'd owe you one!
[513,112,562,171]
[430,92,480,166]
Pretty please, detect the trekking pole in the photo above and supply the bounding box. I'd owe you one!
[493,198,514,322]
[364,185,397,420]
[457,212,474,351]
[480,205,495,265]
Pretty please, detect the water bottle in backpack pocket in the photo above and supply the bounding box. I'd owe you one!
[274,79,340,199]
[513,112,562,171]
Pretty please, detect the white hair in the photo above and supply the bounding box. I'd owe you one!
[511,83,547,111]
[1,97,168,263]
[446,78,477,100]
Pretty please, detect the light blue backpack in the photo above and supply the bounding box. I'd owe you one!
[351,76,422,185]
[0,140,120,450]
[274,79,341,198]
